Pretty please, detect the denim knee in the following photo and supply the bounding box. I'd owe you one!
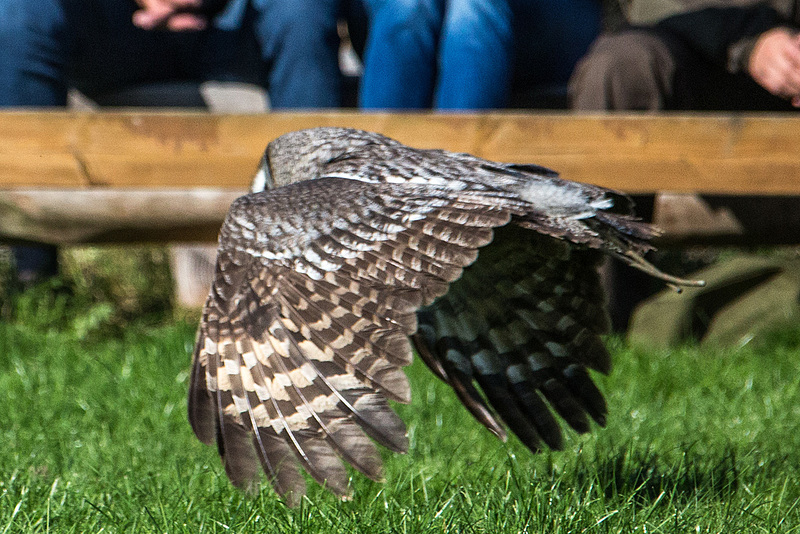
[251,0,340,58]
[361,0,443,34]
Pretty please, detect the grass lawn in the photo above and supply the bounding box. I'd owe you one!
[2,313,800,533]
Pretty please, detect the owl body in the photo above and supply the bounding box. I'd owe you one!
[189,127,696,504]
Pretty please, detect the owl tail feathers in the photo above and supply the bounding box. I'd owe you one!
[621,248,706,291]
[591,211,706,291]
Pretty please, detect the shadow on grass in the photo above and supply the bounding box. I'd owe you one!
[574,444,739,506]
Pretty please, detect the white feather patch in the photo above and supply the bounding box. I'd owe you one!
[298,340,335,362]
[517,181,613,216]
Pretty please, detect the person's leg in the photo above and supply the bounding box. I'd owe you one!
[0,0,72,105]
[359,0,443,109]
[434,0,513,109]
[247,0,342,108]
[569,29,682,111]
[0,0,72,281]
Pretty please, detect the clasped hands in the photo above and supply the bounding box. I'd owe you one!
[132,0,227,31]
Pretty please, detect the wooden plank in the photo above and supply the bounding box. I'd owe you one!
[2,111,800,194]
[0,189,242,244]
[0,112,87,186]
[5,188,800,246]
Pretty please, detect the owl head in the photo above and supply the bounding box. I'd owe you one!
[251,127,395,192]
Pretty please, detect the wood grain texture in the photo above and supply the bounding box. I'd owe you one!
[2,111,800,244]
[0,189,242,244]
[2,111,800,194]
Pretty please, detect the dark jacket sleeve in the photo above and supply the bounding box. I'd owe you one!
[656,5,788,73]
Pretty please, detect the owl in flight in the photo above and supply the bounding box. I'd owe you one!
[188,127,698,504]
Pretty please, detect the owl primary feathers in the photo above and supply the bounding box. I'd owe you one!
[188,127,699,504]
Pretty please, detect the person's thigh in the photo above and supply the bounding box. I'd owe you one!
[435,0,513,109]
[359,0,444,108]
[243,0,343,107]
[569,29,680,110]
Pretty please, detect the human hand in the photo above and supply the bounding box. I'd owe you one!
[132,0,209,31]
[748,27,800,107]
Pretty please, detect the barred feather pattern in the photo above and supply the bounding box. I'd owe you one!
[189,127,696,504]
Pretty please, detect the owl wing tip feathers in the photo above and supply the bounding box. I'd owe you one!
[189,127,688,503]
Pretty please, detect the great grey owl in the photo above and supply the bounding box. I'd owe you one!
[188,127,699,504]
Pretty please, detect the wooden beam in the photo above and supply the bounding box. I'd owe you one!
[0,189,241,244]
[3,111,800,194]
[4,111,800,245]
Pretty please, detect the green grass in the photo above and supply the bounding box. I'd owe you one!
[2,313,800,532]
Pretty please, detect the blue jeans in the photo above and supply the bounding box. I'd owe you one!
[0,0,342,108]
[358,0,600,110]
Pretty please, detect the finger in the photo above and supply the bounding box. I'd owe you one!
[133,7,207,31]
[770,77,800,101]
[782,39,800,72]
[768,52,800,97]
[132,7,172,29]
[168,0,202,7]
[782,68,800,96]
[133,0,204,29]
[166,13,208,31]
[137,0,201,9]
[759,54,796,95]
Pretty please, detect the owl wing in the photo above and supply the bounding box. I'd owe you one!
[414,224,611,454]
[189,176,522,503]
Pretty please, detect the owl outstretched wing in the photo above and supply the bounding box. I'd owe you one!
[188,128,699,504]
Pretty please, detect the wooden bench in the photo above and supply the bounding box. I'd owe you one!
[2,110,800,246]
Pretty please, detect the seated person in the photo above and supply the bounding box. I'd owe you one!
[0,0,344,285]
[569,0,800,110]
